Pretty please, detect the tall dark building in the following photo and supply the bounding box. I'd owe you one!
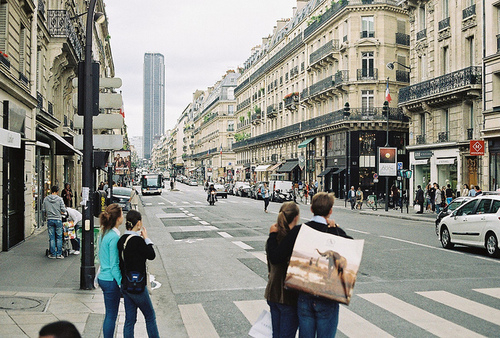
[143,53,165,159]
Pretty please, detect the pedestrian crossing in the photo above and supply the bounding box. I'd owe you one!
[179,288,500,337]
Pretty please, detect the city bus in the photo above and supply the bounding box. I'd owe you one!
[140,173,163,195]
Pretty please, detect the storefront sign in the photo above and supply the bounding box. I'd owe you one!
[0,127,20,148]
[378,147,397,176]
[470,140,485,156]
[436,158,455,165]
[412,159,429,165]
[414,150,433,159]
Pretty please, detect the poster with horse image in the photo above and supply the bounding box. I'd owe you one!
[285,225,364,305]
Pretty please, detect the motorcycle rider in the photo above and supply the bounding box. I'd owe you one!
[207,183,217,203]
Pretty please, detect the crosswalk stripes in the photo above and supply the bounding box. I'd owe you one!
[358,293,483,337]
[179,288,500,337]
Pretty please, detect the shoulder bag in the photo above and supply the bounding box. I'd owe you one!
[121,235,146,294]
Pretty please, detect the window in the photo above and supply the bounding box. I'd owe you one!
[361,52,374,77]
[419,6,426,30]
[475,199,492,214]
[420,113,426,135]
[361,16,375,38]
[397,20,406,34]
[228,105,234,115]
[343,20,348,41]
[361,90,374,111]
[443,46,449,74]
[444,109,449,133]
[491,200,500,213]
[467,36,474,66]
[455,200,477,216]
[442,0,449,18]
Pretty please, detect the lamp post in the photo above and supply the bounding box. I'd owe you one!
[383,100,389,212]
[80,0,98,290]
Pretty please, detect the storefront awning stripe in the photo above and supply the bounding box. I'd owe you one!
[277,160,299,173]
[255,165,270,172]
[298,137,315,148]
[318,167,333,177]
[37,125,83,157]
[267,163,282,171]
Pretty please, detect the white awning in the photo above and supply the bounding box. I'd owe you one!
[436,158,456,165]
[254,164,270,172]
[412,159,428,165]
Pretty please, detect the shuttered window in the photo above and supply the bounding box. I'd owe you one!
[0,4,7,52]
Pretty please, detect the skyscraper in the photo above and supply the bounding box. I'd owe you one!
[143,53,165,159]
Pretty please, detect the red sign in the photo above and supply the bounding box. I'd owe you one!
[470,140,485,156]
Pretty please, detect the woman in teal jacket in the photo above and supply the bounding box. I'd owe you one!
[97,203,124,338]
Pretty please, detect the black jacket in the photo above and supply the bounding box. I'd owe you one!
[416,188,424,203]
[118,234,155,275]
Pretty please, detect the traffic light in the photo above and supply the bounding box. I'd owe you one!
[77,61,100,116]
[343,102,350,117]
[382,100,389,118]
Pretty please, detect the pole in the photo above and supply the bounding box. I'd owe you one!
[80,0,97,290]
[385,77,390,212]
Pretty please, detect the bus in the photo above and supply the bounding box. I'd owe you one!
[141,173,163,195]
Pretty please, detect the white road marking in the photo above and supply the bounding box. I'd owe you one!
[338,306,394,338]
[192,216,201,221]
[217,232,233,238]
[178,304,219,338]
[234,300,268,324]
[359,293,484,338]
[474,287,500,299]
[232,241,254,250]
[156,213,188,219]
[199,221,210,225]
[179,226,218,232]
[250,251,267,263]
[158,202,165,205]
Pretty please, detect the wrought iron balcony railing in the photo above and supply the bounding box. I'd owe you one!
[0,53,10,68]
[284,94,299,107]
[237,97,251,111]
[463,4,475,19]
[438,17,450,31]
[360,31,375,38]
[47,10,83,60]
[335,70,349,84]
[304,0,348,39]
[416,135,426,144]
[309,40,340,65]
[438,131,449,142]
[357,68,378,80]
[399,66,481,103]
[300,88,309,101]
[417,28,427,40]
[497,34,500,53]
[267,104,277,114]
[308,76,334,97]
[467,128,473,140]
[395,33,410,46]
[396,70,410,83]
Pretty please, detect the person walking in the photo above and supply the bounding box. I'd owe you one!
[348,186,356,210]
[265,202,300,337]
[434,183,442,214]
[118,210,160,338]
[475,185,482,195]
[61,183,73,208]
[462,184,469,198]
[415,185,424,214]
[42,186,67,259]
[262,183,270,213]
[66,207,82,255]
[356,187,364,210]
[97,204,123,338]
[445,184,454,204]
[468,185,477,196]
[129,188,140,211]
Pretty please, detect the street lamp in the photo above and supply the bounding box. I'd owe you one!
[383,100,390,212]
[80,0,101,290]
[386,61,411,72]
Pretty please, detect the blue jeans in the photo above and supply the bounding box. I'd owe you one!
[268,300,298,338]
[47,219,63,256]
[264,198,270,211]
[447,197,453,204]
[98,279,121,338]
[122,288,159,338]
[297,293,339,338]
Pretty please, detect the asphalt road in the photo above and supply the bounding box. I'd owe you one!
[142,184,500,338]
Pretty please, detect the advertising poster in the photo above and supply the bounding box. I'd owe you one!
[378,147,397,176]
[114,150,131,175]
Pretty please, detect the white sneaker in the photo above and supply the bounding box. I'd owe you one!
[72,250,80,255]
[69,250,75,254]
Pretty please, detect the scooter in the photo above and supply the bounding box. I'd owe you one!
[208,191,216,205]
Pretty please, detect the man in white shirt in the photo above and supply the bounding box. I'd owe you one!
[66,207,82,255]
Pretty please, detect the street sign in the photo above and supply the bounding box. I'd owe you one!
[73,92,123,110]
[74,134,123,150]
[373,173,378,179]
[397,162,403,170]
[470,140,485,156]
[74,113,124,129]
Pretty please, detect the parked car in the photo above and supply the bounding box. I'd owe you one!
[250,182,268,200]
[111,187,132,212]
[233,182,251,197]
[188,179,198,186]
[232,182,249,196]
[225,183,234,195]
[437,193,500,257]
[214,183,228,198]
[435,196,473,227]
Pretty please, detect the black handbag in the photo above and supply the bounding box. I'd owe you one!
[121,235,146,294]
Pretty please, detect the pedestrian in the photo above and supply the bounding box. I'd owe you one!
[349,186,356,210]
[42,186,67,259]
[468,185,477,196]
[445,184,454,204]
[118,210,160,338]
[391,184,399,210]
[462,184,469,198]
[434,183,442,214]
[475,185,482,195]
[265,202,300,337]
[429,183,436,212]
[170,180,174,190]
[66,207,82,255]
[356,187,364,209]
[424,183,431,212]
[262,183,270,213]
[61,183,73,208]
[415,185,424,213]
[441,186,448,207]
[97,204,123,338]
[129,187,140,211]
[39,320,81,338]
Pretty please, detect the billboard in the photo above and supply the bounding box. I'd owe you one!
[378,147,397,176]
[114,150,131,175]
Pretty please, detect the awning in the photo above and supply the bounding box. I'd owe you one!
[37,125,83,157]
[254,164,270,172]
[436,158,456,165]
[298,137,315,148]
[318,167,334,177]
[188,167,198,172]
[412,159,428,165]
[277,160,299,173]
[331,168,345,175]
[267,162,282,171]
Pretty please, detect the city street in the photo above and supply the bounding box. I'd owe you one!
[145,184,500,337]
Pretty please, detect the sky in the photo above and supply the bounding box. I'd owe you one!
[104,0,298,138]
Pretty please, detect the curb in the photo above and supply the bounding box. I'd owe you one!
[358,210,435,223]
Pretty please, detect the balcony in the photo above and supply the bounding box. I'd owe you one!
[304,0,348,39]
[463,4,475,19]
[335,70,349,85]
[284,93,299,109]
[300,88,309,101]
[438,131,449,142]
[399,66,481,104]
[417,28,427,41]
[467,128,473,140]
[395,33,410,46]
[267,104,278,118]
[357,68,378,80]
[237,97,251,111]
[308,76,334,97]
[309,40,340,66]
[0,53,10,68]
[47,10,83,60]
[360,31,375,38]
[251,113,262,124]
[19,73,29,86]
[438,17,450,31]
[416,135,426,144]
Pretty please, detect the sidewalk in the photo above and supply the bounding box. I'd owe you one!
[344,204,437,223]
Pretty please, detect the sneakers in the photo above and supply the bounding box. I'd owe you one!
[56,255,64,259]
[72,250,80,255]
[48,254,56,259]
[265,210,268,213]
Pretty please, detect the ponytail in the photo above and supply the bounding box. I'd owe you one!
[99,203,122,236]
[276,201,300,242]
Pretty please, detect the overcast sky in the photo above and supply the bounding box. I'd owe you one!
[105,0,297,137]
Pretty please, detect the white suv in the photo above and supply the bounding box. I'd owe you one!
[437,193,500,257]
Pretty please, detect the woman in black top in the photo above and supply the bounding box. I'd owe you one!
[61,183,73,207]
[118,210,159,338]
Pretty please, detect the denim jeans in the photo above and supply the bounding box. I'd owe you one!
[122,288,160,338]
[98,278,121,338]
[297,293,339,338]
[267,300,298,338]
[47,219,63,256]
[70,222,81,251]
[264,198,270,211]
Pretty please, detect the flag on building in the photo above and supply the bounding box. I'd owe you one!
[220,144,223,155]
[385,81,392,103]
